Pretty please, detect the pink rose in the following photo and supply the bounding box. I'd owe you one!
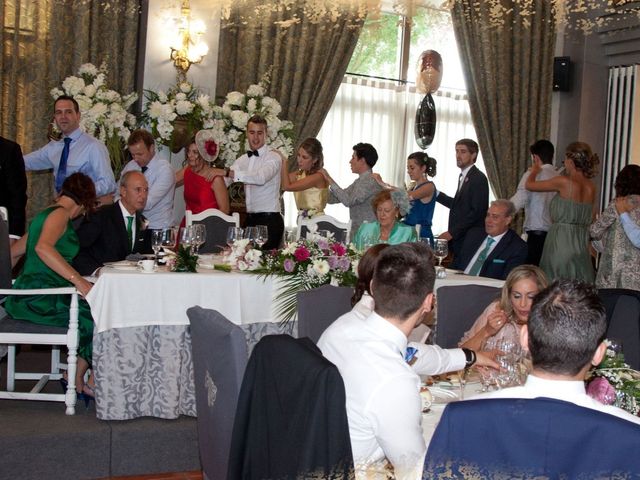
[587,377,616,405]
[293,246,310,262]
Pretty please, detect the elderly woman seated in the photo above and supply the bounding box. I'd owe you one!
[353,189,417,249]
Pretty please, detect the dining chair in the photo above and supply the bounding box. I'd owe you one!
[187,307,248,480]
[297,284,354,344]
[599,288,640,369]
[227,334,354,480]
[0,212,79,414]
[433,284,501,349]
[424,397,640,478]
[296,214,352,244]
[185,208,240,253]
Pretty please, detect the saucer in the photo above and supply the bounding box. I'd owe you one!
[138,268,157,274]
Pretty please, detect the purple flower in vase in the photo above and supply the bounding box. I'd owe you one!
[337,256,351,271]
[587,377,617,405]
[283,258,295,273]
[317,238,330,251]
[327,256,339,269]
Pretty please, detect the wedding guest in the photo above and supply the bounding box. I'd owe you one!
[209,115,283,250]
[280,138,329,218]
[459,265,548,351]
[119,129,175,229]
[0,136,28,244]
[451,200,528,280]
[510,140,559,265]
[469,279,640,426]
[618,196,640,248]
[436,139,489,261]
[6,173,97,399]
[24,95,116,204]
[352,190,417,250]
[590,164,640,290]
[320,142,383,234]
[526,141,598,282]
[175,136,230,226]
[73,171,152,276]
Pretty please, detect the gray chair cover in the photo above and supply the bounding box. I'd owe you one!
[187,307,248,480]
[193,216,237,254]
[599,288,640,370]
[297,285,354,344]
[434,284,501,349]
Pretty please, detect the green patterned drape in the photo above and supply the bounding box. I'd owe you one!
[450,0,556,199]
[216,2,364,148]
[0,0,139,220]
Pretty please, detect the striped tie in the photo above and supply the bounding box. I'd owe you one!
[468,237,494,276]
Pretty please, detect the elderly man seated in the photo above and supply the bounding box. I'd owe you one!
[451,199,527,280]
[73,171,151,275]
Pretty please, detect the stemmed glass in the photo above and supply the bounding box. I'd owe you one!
[433,239,448,277]
[179,226,194,252]
[151,229,163,264]
[161,227,177,253]
[255,225,268,249]
[191,224,206,254]
[226,227,244,249]
[244,226,258,245]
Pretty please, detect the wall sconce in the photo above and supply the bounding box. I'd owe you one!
[169,0,209,79]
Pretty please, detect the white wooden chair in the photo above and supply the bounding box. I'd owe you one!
[296,214,352,244]
[186,209,240,253]
[0,209,79,414]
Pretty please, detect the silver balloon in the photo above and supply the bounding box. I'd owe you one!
[414,94,436,149]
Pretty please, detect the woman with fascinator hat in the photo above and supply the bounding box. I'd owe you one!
[353,189,417,250]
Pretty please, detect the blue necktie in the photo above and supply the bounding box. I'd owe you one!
[469,237,495,276]
[55,137,72,192]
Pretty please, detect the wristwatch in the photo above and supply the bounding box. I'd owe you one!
[461,348,477,368]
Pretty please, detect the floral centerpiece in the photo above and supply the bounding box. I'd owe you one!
[51,62,138,176]
[586,340,640,416]
[210,75,295,167]
[141,79,215,153]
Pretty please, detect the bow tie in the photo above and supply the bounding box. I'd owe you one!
[247,150,259,157]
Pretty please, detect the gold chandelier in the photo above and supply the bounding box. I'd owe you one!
[169,0,209,78]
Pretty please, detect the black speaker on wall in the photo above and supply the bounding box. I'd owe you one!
[553,56,571,92]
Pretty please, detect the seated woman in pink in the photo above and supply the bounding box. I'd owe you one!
[459,265,548,351]
[175,134,230,226]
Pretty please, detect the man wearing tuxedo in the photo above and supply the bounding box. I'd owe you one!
[451,199,528,280]
[0,136,28,244]
[73,171,151,275]
[436,139,489,260]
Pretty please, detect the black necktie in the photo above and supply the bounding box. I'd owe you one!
[247,150,259,157]
[141,166,148,173]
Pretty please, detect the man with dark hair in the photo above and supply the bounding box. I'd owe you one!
[510,139,559,265]
[320,142,383,233]
[210,115,283,249]
[0,136,27,244]
[73,171,152,276]
[24,95,116,203]
[119,129,175,229]
[473,279,640,425]
[436,138,489,261]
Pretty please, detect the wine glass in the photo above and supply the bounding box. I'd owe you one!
[255,225,268,249]
[179,226,194,252]
[151,229,163,263]
[226,227,243,249]
[433,238,448,277]
[244,226,258,245]
[161,227,177,252]
[191,224,206,254]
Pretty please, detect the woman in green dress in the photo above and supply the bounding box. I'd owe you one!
[353,189,417,250]
[6,172,97,398]
[525,142,598,282]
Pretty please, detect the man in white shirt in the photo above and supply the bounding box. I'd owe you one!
[25,95,116,204]
[319,243,460,479]
[474,279,640,426]
[210,115,283,249]
[119,129,175,229]
[510,139,559,265]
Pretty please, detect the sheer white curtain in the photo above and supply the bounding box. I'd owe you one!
[283,75,492,234]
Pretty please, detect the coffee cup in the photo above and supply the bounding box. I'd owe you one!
[137,259,155,272]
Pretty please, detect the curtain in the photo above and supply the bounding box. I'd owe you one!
[450,0,555,199]
[1,0,139,218]
[215,1,364,146]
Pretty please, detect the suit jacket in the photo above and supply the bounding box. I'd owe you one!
[0,137,28,237]
[72,201,151,275]
[436,165,489,257]
[452,227,527,280]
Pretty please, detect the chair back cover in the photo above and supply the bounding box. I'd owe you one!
[424,397,640,478]
[297,214,351,243]
[187,307,248,480]
[227,334,354,480]
[297,284,354,344]
[434,284,501,348]
[187,209,240,253]
[599,288,640,370]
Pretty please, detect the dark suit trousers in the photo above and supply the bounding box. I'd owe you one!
[526,231,547,266]
[246,212,284,250]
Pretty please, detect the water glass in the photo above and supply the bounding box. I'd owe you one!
[244,226,258,244]
[256,225,268,248]
[192,224,206,254]
[151,229,163,262]
[179,226,194,251]
[226,227,243,248]
[161,227,177,251]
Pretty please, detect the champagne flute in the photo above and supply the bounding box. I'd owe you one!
[255,225,268,249]
[151,229,163,264]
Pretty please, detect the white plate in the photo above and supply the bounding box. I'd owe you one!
[109,264,138,271]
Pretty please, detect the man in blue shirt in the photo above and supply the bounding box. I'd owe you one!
[616,195,640,248]
[24,95,116,204]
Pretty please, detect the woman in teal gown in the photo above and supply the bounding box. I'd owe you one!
[353,190,417,249]
[6,173,97,397]
[525,142,598,282]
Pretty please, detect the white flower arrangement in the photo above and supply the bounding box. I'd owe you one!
[51,62,138,176]
[227,238,263,271]
[210,75,295,167]
[141,79,216,150]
